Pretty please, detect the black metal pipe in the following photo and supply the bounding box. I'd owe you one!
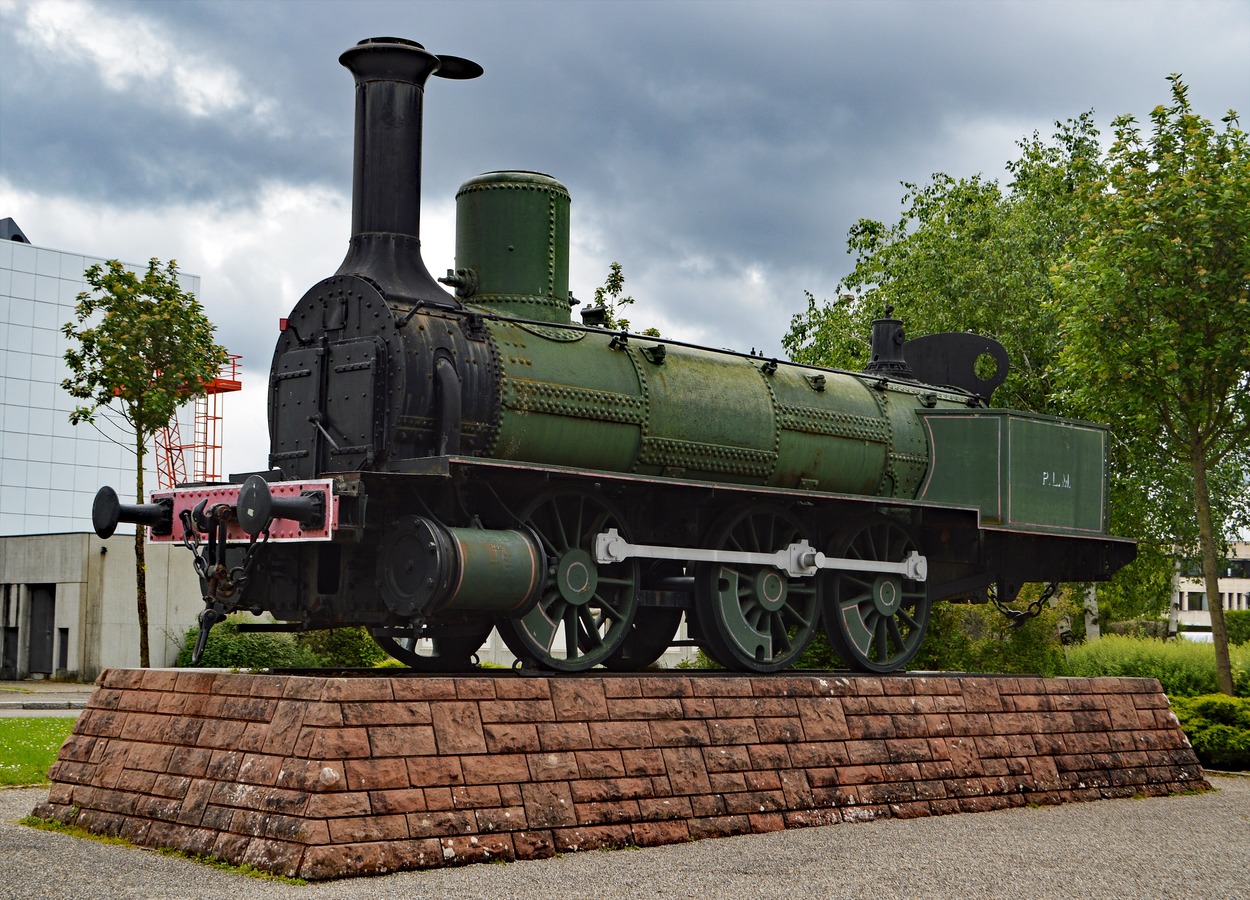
[334,37,481,306]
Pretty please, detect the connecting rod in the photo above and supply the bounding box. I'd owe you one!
[593,528,927,581]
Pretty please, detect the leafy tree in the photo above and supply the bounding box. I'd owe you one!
[784,114,1104,415]
[592,261,660,336]
[1051,77,1250,694]
[62,259,228,668]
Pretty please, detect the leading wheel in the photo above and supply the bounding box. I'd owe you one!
[370,620,493,671]
[822,516,929,673]
[497,488,640,671]
[693,504,820,672]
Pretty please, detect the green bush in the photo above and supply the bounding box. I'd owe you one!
[295,627,387,668]
[1063,634,1250,697]
[1172,694,1250,770]
[907,596,1075,677]
[175,619,321,669]
[1225,610,1250,647]
[175,619,388,669]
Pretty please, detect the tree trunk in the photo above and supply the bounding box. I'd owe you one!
[134,430,151,669]
[1083,585,1101,641]
[1189,448,1233,695]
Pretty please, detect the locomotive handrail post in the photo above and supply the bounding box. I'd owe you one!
[593,528,927,581]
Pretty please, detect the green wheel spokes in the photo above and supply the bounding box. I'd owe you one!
[694,504,820,673]
[497,488,639,671]
[824,517,930,673]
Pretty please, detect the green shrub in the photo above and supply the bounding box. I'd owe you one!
[1105,620,1169,639]
[1063,634,1250,697]
[175,619,397,670]
[1172,694,1250,770]
[1225,610,1250,647]
[175,619,321,669]
[907,596,1074,677]
[295,627,387,668]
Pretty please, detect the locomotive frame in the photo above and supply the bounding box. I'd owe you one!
[93,36,1135,675]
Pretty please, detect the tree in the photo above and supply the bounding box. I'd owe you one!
[784,114,1105,415]
[593,261,660,336]
[1052,77,1250,694]
[62,259,229,668]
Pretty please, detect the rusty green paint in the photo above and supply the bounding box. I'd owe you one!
[456,171,572,322]
[918,410,1110,533]
[442,526,543,615]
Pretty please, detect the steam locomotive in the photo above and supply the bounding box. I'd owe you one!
[93,37,1135,674]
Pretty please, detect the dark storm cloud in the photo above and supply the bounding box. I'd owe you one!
[3,0,1248,360]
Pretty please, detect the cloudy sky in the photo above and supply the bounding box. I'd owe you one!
[2,0,1247,475]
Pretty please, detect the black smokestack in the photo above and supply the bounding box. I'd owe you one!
[335,37,482,306]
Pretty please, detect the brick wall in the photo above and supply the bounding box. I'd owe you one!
[34,669,1206,880]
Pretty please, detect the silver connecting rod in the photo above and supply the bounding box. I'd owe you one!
[593,528,927,581]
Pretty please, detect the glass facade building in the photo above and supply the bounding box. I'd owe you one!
[0,234,198,536]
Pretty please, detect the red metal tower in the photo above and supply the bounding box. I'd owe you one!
[154,355,243,489]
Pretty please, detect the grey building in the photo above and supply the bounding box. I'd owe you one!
[0,221,202,679]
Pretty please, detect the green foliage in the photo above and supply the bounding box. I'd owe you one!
[175,620,395,669]
[1052,77,1250,693]
[1063,635,1250,698]
[1172,694,1250,770]
[295,627,387,668]
[593,262,660,336]
[784,114,1104,415]
[61,258,229,441]
[0,718,76,785]
[1226,610,1250,647]
[907,594,1077,677]
[175,620,321,669]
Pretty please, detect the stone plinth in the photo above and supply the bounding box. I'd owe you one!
[34,669,1207,879]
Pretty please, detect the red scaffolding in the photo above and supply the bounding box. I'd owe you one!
[155,355,243,489]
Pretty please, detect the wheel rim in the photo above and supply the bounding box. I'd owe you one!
[823,517,929,673]
[498,488,639,671]
[694,505,820,672]
[370,621,493,671]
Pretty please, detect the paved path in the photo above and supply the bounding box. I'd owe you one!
[2,775,1248,899]
[0,681,93,718]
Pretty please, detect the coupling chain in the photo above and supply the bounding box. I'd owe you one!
[989,581,1059,627]
[179,507,270,604]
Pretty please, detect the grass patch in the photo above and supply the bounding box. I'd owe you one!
[0,718,75,786]
[1063,635,1250,697]
[21,816,308,884]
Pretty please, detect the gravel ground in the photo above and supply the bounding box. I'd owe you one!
[2,776,1248,900]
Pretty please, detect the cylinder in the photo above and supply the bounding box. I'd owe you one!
[454,171,572,322]
[377,516,544,618]
[442,526,545,615]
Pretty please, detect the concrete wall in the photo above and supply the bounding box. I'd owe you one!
[0,532,203,680]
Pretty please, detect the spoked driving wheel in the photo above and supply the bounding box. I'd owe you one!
[370,620,494,671]
[822,516,929,673]
[497,488,640,671]
[693,504,820,672]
